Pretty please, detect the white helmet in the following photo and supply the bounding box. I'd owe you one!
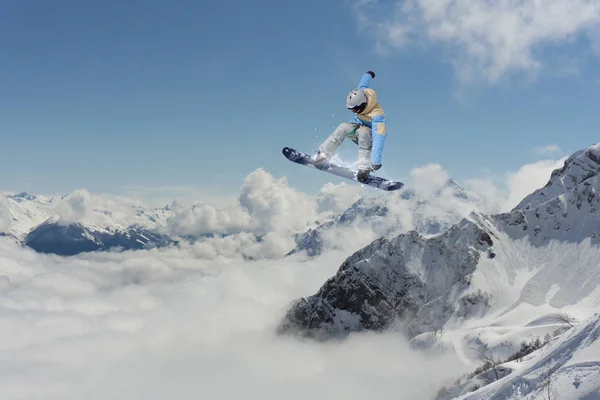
[346,88,367,113]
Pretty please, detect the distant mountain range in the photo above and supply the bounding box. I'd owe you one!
[1,176,486,258]
[0,191,176,256]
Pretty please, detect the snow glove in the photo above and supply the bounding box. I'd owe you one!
[367,71,375,78]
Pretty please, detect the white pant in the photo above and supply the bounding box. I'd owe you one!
[318,122,372,171]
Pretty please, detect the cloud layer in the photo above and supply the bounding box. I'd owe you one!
[0,152,577,399]
[2,152,567,261]
[52,189,152,227]
[0,239,465,400]
[353,0,600,83]
[165,169,319,237]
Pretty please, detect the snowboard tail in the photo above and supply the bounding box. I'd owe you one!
[282,147,403,191]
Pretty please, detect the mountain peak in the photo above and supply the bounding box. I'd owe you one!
[441,177,477,202]
[8,192,37,202]
[445,177,462,188]
[515,142,600,211]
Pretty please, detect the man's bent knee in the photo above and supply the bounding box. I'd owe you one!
[333,122,357,137]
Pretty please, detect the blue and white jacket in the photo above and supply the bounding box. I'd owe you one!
[352,73,387,166]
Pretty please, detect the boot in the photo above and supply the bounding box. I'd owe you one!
[357,169,370,182]
[314,153,328,169]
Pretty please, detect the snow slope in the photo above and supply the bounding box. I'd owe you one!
[0,192,55,242]
[445,313,600,400]
[515,144,600,211]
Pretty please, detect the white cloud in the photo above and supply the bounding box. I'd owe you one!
[160,158,570,259]
[410,163,450,197]
[404,164,496,226]
[319,220,387,254]
[353,0,600,83]
[119,184,234,208]
[238,168,318,234]
[0,238,466,400]
[505,157,568,208]
[305,164,488,256]
[53,189,93,224]
[166,198,251,236]
[460,156,567,212]
[406,156,568,214]
[51,189,158,229]
[533,143,562,156]
[165,168,318,238]
[161,169,321,259]
[463,177,509,214]
[316,182,364,213]
[7,157,570,261]
[182,231,297,260]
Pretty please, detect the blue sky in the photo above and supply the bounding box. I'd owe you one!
[2,0,600,201]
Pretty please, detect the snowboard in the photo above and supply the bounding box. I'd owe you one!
[282,147,404,191]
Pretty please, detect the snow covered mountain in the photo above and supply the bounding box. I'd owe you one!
[288,178,482,257]
[278,143,600,398]
[0,192,55,242]
[1,175,483,258]
[0,191,176,255]
[24,219,174,256]
[438,313,600,400]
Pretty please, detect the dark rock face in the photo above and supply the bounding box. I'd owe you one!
[24,222,174,256]
[287,221,334,257]
[494,177,600,246]
[337,198,389,225]
[278,220,493,339]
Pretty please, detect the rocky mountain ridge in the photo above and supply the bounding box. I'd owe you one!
[278,143,600,339]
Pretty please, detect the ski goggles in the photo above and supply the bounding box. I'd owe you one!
[348,103,366,114]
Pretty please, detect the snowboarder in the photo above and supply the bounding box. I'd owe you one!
[314,70,387,182]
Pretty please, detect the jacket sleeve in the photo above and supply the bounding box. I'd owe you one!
[358,73,372,89]
[371,115,386,166]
